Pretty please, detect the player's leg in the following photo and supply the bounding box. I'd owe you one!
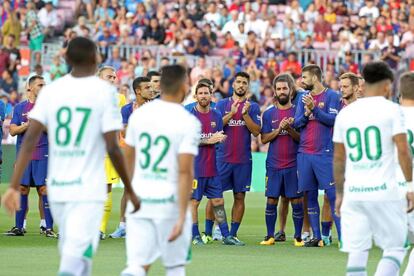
[290,197,304,246]
[204,199,216,240]
[229,163,252,240]
[403,249,414,276]
[109,190,127,238]
[321,193,333,246]
[191,178,204,245]
[302,193,311,241]
[325,187,341,243]
[275,196,289,242]
[371,201,408,276]
[53,202,104,276]
[346,251,369,276]
[99,184,112,240]
[403,214,414,276]
[305,189,323,247]
[36,187,46,234]
[260,168,281,245]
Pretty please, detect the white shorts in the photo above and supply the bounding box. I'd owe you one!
[340,200,407,253]
[122,215,191,274]
[50,201,104,259]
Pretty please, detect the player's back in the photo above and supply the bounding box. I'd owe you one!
[126,99,200,219]
[334,96,405,202]
[402,106,414,157]
[30,74,121,202]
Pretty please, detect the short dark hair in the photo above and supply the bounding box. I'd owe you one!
[273,73,295,91]
[66,37,97,66]
[362,61,394,84]
[28,75,44,86]
[160,65,187,95]
[234,71,250,83]
[146,71,161,79]
[302,64,323,82]
[132,76,150,92]
[195,82,211,94]
[340,72,360,87]
[399,72,414,100]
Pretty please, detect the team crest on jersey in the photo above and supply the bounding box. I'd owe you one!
[318,102,325,108]
[211,121,216,128]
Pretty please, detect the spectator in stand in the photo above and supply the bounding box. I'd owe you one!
[94,0,115,22]
[50,55,67,81]
[26,1,44,64]
[1,10,21,47]
[33,64,51,84]
[369,31,388,50]
[221,10,240,38]
[314,13,332,36]
[359,0,380,25]
[285,0,303,24]
[243,31,260,60]
[245,11,266,40]
[190,56,209,85]
[186,28,210,56]
[97,26,116,47]
[38,2,60,38]
[204,2,221,30]
[381,31,402,70]
[298,21,312,41]
[3,34,20,81]
[212,67,229,99]
[0,70,17,94]
[104,46,122,71]
[340,51,359,74]
[280,52,302,76]
[0,46,9,76]
[401,23,414,49]
[265,14,283,41]
[143,17,165,45]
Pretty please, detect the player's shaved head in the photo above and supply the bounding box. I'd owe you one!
[362,61,394,85]
[399,72,414,100]
[97,66,117,84]
[65,37,97,68]
[160,64,188,96]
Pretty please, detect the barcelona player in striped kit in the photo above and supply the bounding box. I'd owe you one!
[215,72,261,243]
[260,74,304,246]
[186,81,244,246]
[293,65,342,247]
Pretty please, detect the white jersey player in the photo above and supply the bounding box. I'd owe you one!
[333,62,414,276]
[398,72,414,276]
[121,65,201,276]
[2,37,140,276]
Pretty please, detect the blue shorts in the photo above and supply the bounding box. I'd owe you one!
[217,161,252,193]
[265,167,303,199]
[297,153,335,192]
[191,177,223,201]
[21,159,47,187]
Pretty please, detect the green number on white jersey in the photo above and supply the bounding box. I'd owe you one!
[346,126,382,162]
[138,132,170,173]
[55,106,92,147]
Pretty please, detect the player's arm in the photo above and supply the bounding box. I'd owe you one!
[105,131,140,213]
[222,111,235,126]
[261,113,280,144]
[120,124,127,139]
[2,119,44,214]
[311,94,339,127]
[9,106,28,136]
[242,102,261,137]
[123,144,135,182]
[285,125,300,142]
[333,142,346,217]
[169,153,194,242]
[200,131,226,146]
[293,96,309,129]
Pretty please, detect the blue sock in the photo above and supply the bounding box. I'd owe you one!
[326,188,341,241]
[205,219,214,236]
[15,194,28,229]
[192,223,200,238]
[230,222,240,237]
[218,222,230,238]
[307,190,321,240]
[265,203,277,237]
[42,195,53,230]
[321,221,332,237]
[291,202,304,239]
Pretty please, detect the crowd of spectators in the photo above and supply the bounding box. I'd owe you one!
[1,0,414,148]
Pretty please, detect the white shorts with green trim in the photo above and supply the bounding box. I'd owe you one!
[122,215,191,274]
[50,201,104,259]
[340,200,408,252]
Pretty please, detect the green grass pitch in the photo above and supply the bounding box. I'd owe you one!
[0,186,406,275]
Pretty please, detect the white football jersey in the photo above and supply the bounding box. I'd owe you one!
[29,75,122,202]
[333,97,406,201]
[125,99,201,219]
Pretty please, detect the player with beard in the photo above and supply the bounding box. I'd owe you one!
[215,72,261,243]
[339,73,360,107]
[185,82,244,246]
[109,76,153,239]
[293,64,342,247]
[260,74,304,246]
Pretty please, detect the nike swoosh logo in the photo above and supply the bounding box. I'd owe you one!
[272,120,278,123]
[329,182,335,186]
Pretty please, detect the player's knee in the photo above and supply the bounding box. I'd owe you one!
[211,198,224,206]
[290,197,303,205]
[234,192,245,202]
[281,196,289,204]
[20,186,29,195]
[37,185,47,196]
[191,199,200,208]
[267,197,278,205]
[383,249,406,267]
[166,265,185,276]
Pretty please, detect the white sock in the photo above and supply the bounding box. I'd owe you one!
[59,255,84,276]
[404,248,414,276]
[166,266,185,276]
[40,219,46,228]
[81,259,92,276]
[374,249,406,276]
[121,266,146,276]
[23,219,27,229]
[346,251,368,276]
[119,222,126,229]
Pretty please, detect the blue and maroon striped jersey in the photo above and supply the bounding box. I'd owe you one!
[215,98,261,164]
[293,89,341,154]
[188,106,223,178]
[262,105,298,169]
[11,100,48,160]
